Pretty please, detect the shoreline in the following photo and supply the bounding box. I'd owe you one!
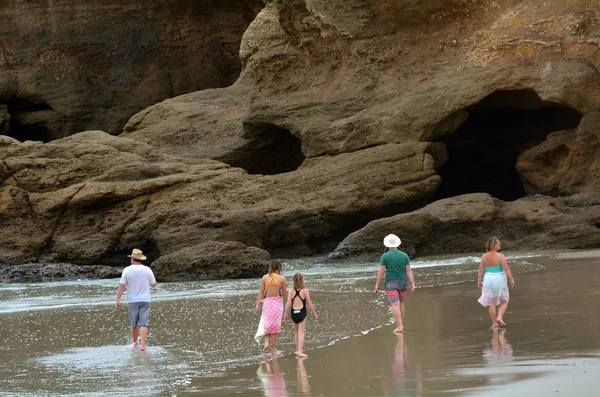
[185,250,600,396]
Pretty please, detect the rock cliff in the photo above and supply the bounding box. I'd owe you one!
[2,0,600,281]
[0,0,262,141]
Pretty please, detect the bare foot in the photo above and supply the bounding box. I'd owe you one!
[393,328,404,334]
[297,352,308,358]
[262,345,269,354]
[497,319,507,327]
[490,324,498,329]
[132,342,138,350]
[139,345,147,352]
[271,349,278,357]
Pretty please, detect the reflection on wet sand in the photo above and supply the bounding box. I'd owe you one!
[258,357,288,397]
[296,357,311,395]
[382,334,422,397]
[483,327,514,385]
[123,350,159,394]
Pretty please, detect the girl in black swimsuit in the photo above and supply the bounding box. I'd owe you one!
[284,273,318,358]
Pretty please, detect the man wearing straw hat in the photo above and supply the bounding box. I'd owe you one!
[374,234,416,333]
[116,248,157,351]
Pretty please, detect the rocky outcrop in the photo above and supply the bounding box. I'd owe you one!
[151,241,271,281]
[329,193,600,261]
[0,263,121,283]
[3,1,600,281]
[0,0,263,141]
[0,130,438,280]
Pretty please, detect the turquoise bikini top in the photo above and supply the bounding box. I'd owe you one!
[485,265,504,273]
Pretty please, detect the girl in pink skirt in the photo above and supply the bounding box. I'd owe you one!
[477,237,515,328]
[255,260,287,355]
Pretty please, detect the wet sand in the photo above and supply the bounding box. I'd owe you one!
[1,251,599,396]
[190,251,600,396]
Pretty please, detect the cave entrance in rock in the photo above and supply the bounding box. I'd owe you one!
[224,122,305,175]
[5,98,53,142]
[431,90,582,202]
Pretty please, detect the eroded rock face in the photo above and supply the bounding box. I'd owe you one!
[3,1,600,280]
[0,0,263,141]
[0,131,438,280]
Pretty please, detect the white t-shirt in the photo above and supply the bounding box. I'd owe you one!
[119,265,156,303]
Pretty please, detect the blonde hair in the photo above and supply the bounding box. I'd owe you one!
[486,236,499,252]
[268,260,282,275]
[293,272,305,290]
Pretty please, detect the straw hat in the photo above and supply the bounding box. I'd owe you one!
[383,234,401,248]
[127,248,147,261]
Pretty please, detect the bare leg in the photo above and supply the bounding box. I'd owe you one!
[263,334,270,353]
[131,326,139,348]
[139,326,149,351]
[294,323,299,356]
[488,305,498,328]
[271,333,279,355]
[400,302,405,321]
[390,301,404,333]
[496,302,508,327]
[297,319,308,358]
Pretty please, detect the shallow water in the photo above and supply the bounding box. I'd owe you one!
[0,251,576,396]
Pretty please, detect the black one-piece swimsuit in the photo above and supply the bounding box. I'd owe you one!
[291,289,307,324]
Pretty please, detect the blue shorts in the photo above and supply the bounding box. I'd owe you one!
[128,302,151,327]
[385,279,407,303]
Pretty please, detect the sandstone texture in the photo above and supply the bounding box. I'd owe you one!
[0,0,262,141]
[3,0,600,281]
[0,131,437,280]
[329,193,600,262]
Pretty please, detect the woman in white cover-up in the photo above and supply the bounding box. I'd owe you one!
[477,237,515,329]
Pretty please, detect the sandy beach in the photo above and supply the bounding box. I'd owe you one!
[1,251,599,396]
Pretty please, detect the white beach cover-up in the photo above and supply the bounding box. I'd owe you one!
[478,272,509,307]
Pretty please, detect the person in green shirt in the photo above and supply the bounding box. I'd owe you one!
[374,234,416,333]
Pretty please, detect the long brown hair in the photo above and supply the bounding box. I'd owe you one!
[268,260,282,275]
[293,272,305,290]
[486,236,499,252]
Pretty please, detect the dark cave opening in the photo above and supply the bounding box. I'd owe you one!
[431,90,582,202]
[5,98,54,143]
[225,122,306,175]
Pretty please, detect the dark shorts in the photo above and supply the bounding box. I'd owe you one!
[385,279,407,303]
[128,302,151,327]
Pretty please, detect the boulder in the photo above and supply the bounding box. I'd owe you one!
[330,193,600,261]
[0,263,121,283]
[151,241,270,282]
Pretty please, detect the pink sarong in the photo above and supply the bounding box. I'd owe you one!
[262,296,283,334]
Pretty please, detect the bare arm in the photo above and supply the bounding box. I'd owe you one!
[256,277,265,313]
[477,257,484,289]
[151,282,157,288]
[305,290,318,320]
[501,255,515,288]
[283,289,293,321]
[116,283,126,310]
[374,266,386,293]
[406,265,416,293]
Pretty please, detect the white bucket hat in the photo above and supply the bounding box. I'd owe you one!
[383,234,401,248]
[127,248,147,261]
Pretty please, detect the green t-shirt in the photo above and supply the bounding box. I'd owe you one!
[380,250,410,281]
